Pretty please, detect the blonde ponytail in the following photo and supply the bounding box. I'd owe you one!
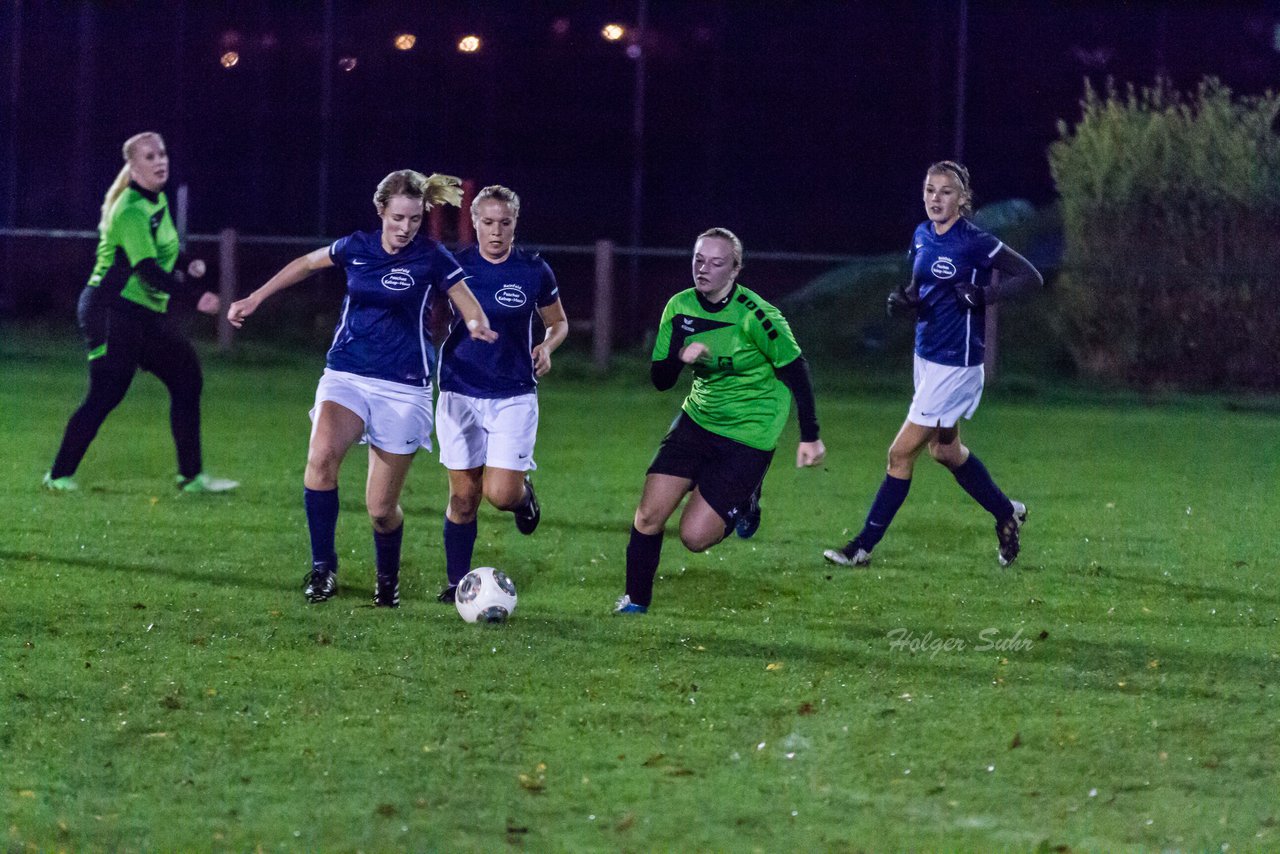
[98,164,132,231]
[373,170,463,214]
[423,173,463,210]
[99,131,164,231]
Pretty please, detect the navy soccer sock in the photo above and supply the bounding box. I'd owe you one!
[857,474,912,550]
[951,454,1015,521]
[624,526,663,608]
[443,517,477,585]
[373,523,404,579]
[304,487,339,570]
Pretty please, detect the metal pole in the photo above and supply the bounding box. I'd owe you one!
[593,239,615,373]
[218,228,237,351]
[5,0,22,228]
[175,183,189,248]
[317,0,335,234]
[953,0,968,161]
[73,2,96,225]
[627,0,648,342]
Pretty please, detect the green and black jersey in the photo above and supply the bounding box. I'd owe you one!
[651,284,803,451]
[86,184,180,313]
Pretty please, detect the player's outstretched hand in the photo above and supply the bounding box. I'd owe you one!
[532,342,552,377]
[796,439,826,468]
[954,281,986,310]
[679,342,709,365]
[226,295,259,328]
[886,287,919,318]
[196,291,220,316]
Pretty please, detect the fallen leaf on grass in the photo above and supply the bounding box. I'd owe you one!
[1009,732,1023,749]
[766,662,783,671]
[797,702,815,715]
[518,762,547,792]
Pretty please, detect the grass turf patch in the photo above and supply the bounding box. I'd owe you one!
[2,330,1278,851]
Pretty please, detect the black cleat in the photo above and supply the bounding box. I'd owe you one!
[373,572,400,608]
[996,500,1028,567]
[514,476,540,535]
[437,584,458,604]
[735,489,762,539]
[303,565,337,603]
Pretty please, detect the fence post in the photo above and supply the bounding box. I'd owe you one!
[458,180,475,247]
[593,239,614,373]
[218,227,237,352]
[983,268,1001,379]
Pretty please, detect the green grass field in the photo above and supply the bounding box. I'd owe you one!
[3,329,1278,852]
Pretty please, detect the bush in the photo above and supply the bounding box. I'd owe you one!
[1049,77,1280,389]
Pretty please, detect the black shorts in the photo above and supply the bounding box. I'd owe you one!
[647,412,774,524]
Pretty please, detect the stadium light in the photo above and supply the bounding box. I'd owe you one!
[457,35,481,53]
[220,51,240,69]
[602,23,625,41]
[393,33,416,51]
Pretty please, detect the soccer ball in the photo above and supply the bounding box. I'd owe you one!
[455,567,517,623]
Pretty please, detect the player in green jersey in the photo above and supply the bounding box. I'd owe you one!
[614,228,826,614]
[44,132,237,494]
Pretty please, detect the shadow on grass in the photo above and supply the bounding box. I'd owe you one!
[1,548,289,593]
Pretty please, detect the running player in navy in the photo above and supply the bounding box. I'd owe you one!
[615,228,826,614]
[824,161,1043,569]
[227,170,497,607]
[44,131,237,494]
[434,185,568,602]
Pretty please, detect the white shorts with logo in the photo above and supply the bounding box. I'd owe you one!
[907,354,984,428]
[310,368,434,453]
[435,390,539,472]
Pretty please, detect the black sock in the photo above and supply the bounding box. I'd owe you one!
[625,525,663,608]
[373,523,403,580]
[952,454,1014,520]
[304,487,339,570]
[856,474,911,550]
[443,517,477,585]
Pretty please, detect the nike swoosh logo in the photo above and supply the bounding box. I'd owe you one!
[352,260,368,266]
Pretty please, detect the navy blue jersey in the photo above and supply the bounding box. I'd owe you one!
[326,230,466,387]
[438,245,559,399]
[910,218,1003,367]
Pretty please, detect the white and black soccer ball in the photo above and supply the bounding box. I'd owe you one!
[455,567,517,623]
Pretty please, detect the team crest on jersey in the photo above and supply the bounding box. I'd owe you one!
[495,285,527,308]
[931,257,957,279]
[381,268,415,291]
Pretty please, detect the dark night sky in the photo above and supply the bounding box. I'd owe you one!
[5,1,1280,254]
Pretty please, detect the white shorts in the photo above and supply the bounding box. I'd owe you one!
[907,354,984,428]
[435,390,539,472]
[310,369,434,453]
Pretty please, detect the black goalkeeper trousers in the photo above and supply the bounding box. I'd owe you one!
[49,290,204,480]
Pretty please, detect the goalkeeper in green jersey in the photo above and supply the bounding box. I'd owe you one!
[614,228,826,614]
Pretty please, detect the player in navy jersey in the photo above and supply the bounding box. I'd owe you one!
[433,185,568,602]
[227,170,497,607]
[824,161,1043,569]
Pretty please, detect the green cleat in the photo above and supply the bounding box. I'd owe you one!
[178,473,240,494]
[42,472,79,492]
